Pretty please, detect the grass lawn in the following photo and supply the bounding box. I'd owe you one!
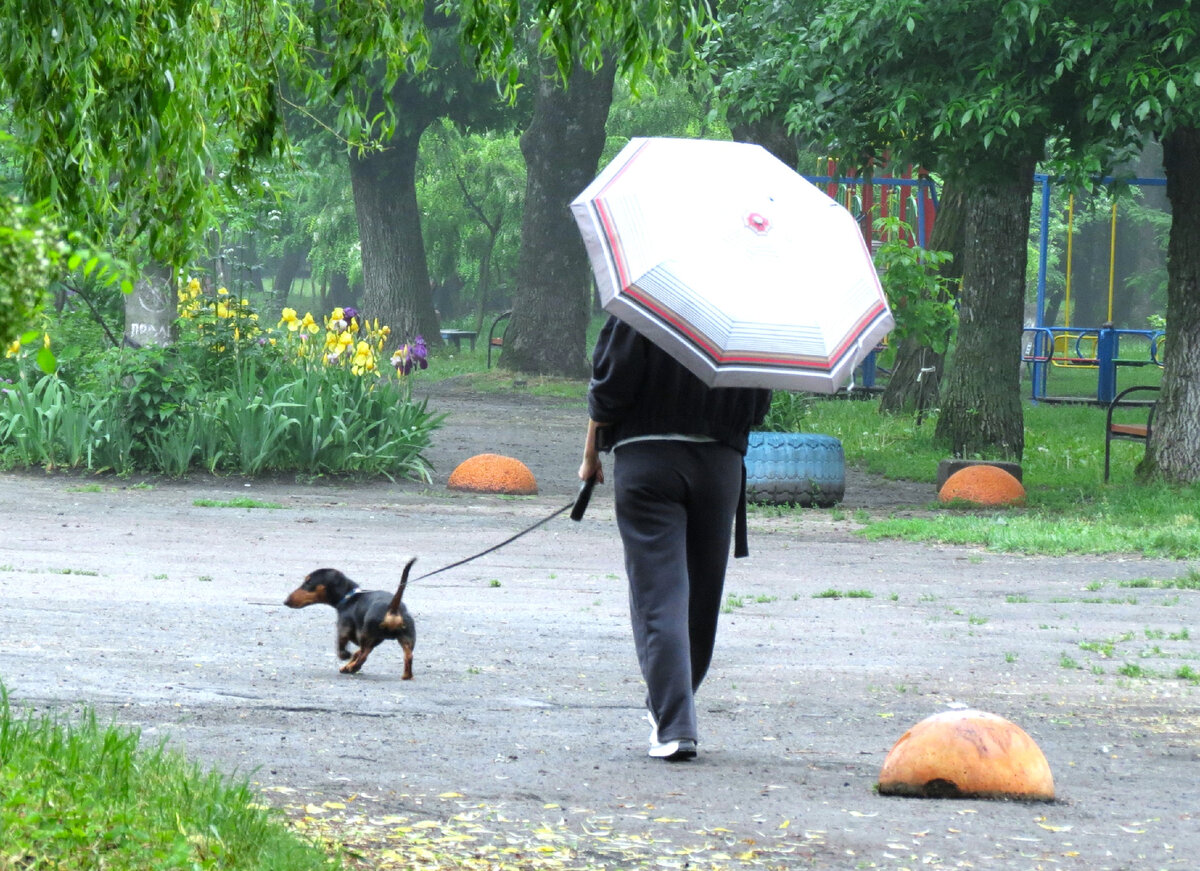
[0,689,337,871]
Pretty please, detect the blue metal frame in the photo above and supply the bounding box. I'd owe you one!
[1029,173,1168,404]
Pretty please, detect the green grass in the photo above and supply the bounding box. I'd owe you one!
[0,687,336,871]
[792,396,1200,559]
[813,588,875,599]
[414,310,601,400]
[194,497,285,509]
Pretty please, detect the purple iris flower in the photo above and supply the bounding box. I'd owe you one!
[391,336,430,376]
[343,306,359,322]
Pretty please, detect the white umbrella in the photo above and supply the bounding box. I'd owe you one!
[570,137,894,392]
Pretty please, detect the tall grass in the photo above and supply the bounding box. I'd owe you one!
[0,686,336,870]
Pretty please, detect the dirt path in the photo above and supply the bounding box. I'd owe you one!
[1,383,1197,869]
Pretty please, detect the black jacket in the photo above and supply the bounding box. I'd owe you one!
[587,316,772,454]
[587,316,772,558]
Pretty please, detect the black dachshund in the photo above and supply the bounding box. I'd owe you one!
[284,559,417,679]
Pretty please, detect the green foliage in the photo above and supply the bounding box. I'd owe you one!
[89,345,204,450]
[759,391,813,432]
[0,196,54,346]
[1,293,440,479]
[417,121,526,321]
[1,361,440,480]
[1067,2,1200,142]
[0,0,284,267]
[0,686,336,870]
[873,216,957,353]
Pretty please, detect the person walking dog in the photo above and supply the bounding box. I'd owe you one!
[579,315,771,761]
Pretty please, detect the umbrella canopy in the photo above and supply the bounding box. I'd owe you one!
[570,137,894,392]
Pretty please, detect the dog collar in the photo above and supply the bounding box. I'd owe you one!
[336,588,362,608]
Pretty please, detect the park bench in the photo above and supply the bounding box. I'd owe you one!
[1104,384,1159,482]
[440,329,478,352]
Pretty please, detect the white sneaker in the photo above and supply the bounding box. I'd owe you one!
[649,737,698,761]
[646,711,697,760]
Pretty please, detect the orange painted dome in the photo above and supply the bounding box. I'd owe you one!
[878,709,1054,800]
[938,464,1026,506]
[448,453,538,495]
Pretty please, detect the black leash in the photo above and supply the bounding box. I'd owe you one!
[411,476,597,582]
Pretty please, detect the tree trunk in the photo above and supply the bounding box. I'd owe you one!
[1142,126,1200,482]
[328,271,353,309]
[272,245,307,310]
[934,156,1035,460]
[349,130,441,347]
[730,117,802,169]
[473,223,501,334]
[503,61,616,377]
[879,177,966,415]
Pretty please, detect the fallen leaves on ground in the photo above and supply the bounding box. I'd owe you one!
[267,787,829,870]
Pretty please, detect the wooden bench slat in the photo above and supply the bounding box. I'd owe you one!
[1109,424,1149,438]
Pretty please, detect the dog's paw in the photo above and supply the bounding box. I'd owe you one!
[337,650,352,661]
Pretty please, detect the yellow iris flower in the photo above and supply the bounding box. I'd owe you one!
[351,341,375,375]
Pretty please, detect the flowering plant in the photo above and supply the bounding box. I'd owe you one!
[178,277,266,356]
[390,335,429,375]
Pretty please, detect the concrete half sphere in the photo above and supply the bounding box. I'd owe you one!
[938,464,1026,506]
[878,709,1054,800]
[447,453,538,495]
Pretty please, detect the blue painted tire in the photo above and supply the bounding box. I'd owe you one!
[745,432,845,507]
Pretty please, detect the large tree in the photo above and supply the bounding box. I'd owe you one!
[502,59,616,376]
[289,1,707,358]
[499,5,711,377]
[720,0,1116,459]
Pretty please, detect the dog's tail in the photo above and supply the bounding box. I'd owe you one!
[387,557,417,615]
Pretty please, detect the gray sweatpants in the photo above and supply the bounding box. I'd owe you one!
[613,439,743,744]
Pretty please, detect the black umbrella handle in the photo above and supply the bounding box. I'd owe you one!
[570,474,597,522]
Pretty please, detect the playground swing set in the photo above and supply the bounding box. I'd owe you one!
[1024,172,1167,405]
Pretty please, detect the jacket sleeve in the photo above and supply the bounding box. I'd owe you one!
[587,317,647,425]
[752,390,773,427]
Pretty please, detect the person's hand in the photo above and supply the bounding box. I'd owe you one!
[580,419,606,484]
[579,453,604,484]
